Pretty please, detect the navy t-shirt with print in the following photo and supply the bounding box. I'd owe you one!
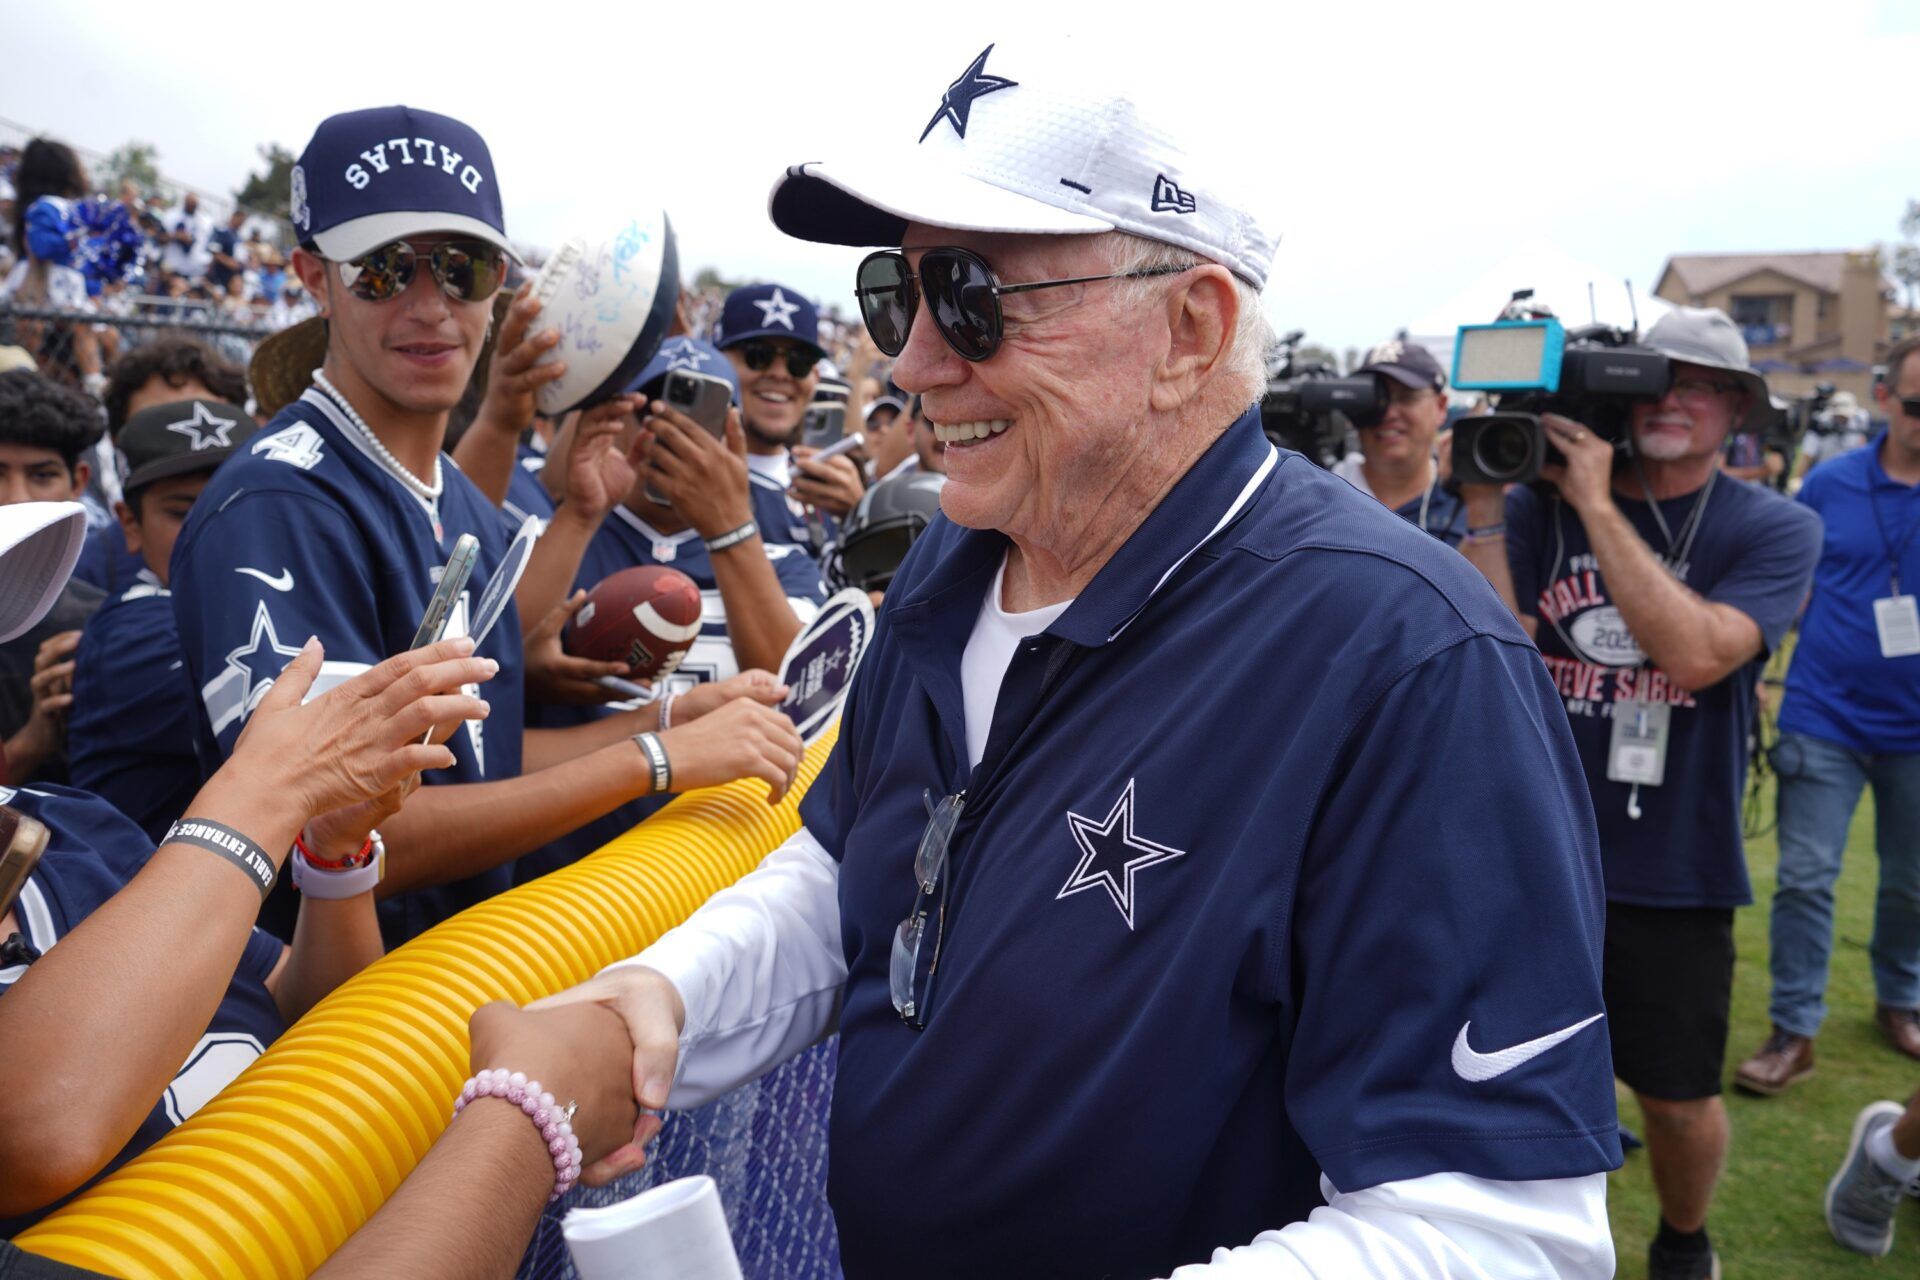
[801,408,1621,1280]
[170,390,527,946]
[515,506,827,883]
[0,784,284,1236]
[1506,478,1821,908]
[68,582,202,844]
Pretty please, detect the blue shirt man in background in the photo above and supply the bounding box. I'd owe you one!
[546,41,1621,1280]
[1743,332,1920,1086]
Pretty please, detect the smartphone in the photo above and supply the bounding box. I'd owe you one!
[811,431,865,463]
[802,404,847,450]
[411,534,480,650]
[647,370,735,504]
[0,806,50,922]
[661,369,732,440]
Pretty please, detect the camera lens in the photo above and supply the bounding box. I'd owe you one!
[1473,421,1534,483]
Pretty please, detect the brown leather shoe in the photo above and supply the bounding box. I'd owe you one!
[1876,1005,1920,1061]
[1734,1026,1816,1096]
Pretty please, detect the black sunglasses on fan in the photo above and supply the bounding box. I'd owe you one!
[855,246,1194,363]
[737,340,823,379]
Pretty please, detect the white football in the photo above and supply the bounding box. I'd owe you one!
[529,210,680,417]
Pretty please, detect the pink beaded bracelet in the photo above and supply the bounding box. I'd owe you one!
[453,1068,584,1202]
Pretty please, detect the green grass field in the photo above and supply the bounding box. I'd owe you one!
[1607,781,1920,1276]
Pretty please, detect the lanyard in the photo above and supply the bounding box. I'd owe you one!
[1867,473,1920,595]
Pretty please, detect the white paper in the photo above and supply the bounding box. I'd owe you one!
[562,1175,743,1280]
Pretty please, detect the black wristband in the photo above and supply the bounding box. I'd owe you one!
[702,521,758,555]
[165,817,278,899]
[633,731,672,795]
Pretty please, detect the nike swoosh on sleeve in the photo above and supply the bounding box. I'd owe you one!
[1451,1013,1606,1082]
[235,567,294,592]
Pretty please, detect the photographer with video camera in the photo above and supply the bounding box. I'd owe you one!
[1331,339,1467,544]
[1461,306,1822,1280]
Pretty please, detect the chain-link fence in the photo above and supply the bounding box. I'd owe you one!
[0,300,279,390]
[517,1039,842,1280]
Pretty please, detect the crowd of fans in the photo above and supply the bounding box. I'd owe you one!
[0,82,1915,1280]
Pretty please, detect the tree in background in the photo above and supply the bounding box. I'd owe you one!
[233,143,296,222]
[1885,199,1920,314]
[103,141,161,195]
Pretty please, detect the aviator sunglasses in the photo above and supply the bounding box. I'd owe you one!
[334,238,507,304]
[856,246,1194,362]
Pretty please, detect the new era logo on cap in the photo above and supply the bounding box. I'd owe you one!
[1151,175,1195,215]
[768,38,1277,289]
[291,105,516,265]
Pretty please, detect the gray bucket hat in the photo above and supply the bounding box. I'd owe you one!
[1642,306,1769,425]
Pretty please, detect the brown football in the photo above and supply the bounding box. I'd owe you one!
[564,565,703,679]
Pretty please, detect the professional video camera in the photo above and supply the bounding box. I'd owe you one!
[1448,292,1668,486]
[1258,330,1385,467]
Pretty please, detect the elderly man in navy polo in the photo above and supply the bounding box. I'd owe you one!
[547,41,1621,1279]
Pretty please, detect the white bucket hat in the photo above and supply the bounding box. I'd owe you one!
[1642,306,1770,423]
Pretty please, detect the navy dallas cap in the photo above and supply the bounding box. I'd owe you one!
[289,105,518,263]
[712,283,826,356]
[117,400,258,494]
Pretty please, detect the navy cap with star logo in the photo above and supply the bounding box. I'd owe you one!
[289,105,518,264]
[624,336,741,404]
[117,399,258,495]
[712,283,826,357]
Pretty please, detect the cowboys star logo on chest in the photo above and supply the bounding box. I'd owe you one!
[1056,777,1187,929]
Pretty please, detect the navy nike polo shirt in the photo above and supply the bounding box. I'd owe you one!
[801,406,1621,1280]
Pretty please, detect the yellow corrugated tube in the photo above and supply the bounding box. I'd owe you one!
[16,727,837,1278]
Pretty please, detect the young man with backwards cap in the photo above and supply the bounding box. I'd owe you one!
[67,399,256,843]
[1462,306,1822,1279]
[546,42,1623,1279]
[170,106,803,946]
[1331,338,1468,545]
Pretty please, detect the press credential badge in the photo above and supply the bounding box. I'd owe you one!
[1874,592,1920,658]
[1607,698,1670,787]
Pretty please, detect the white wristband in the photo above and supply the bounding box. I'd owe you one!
[291,836,386,900]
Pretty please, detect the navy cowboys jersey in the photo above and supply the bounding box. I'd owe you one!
[515,504,827,884]
[503,443,556,535]
[802,408,1621,1279]
[0,784,286,1236]
[68,579,202,844]
[170,390,526,945]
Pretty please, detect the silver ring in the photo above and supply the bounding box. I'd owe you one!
[1572,431,1587,441]
[561,1101,578,1124]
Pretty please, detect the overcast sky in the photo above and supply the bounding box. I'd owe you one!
[9,0,1918,351]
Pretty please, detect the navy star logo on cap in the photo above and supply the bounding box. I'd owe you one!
[166,402,240,451]
[753,287,801,331]
[1056,778,1187,930]
[919,44,1019,143]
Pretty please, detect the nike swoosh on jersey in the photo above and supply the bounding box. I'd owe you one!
[235,567,294,592]
[1451,1013,1605,1082]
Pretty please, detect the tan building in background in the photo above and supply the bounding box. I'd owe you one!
[1653,250,1892,406]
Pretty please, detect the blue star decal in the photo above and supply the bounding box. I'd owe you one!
[1056,778,1187,930]
[920,44,1019,144]
[223,600,302,711]
[662,338,711,372]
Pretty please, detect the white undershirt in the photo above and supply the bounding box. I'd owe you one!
[745,450,792,489]
[958,556,1073,768]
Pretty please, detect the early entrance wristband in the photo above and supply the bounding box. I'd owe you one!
[164,817,278,899]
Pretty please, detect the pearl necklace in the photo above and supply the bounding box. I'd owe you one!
[311,369,444,503]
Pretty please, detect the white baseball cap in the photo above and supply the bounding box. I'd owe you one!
[768,41,1277,289]
[0,503,87,643]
